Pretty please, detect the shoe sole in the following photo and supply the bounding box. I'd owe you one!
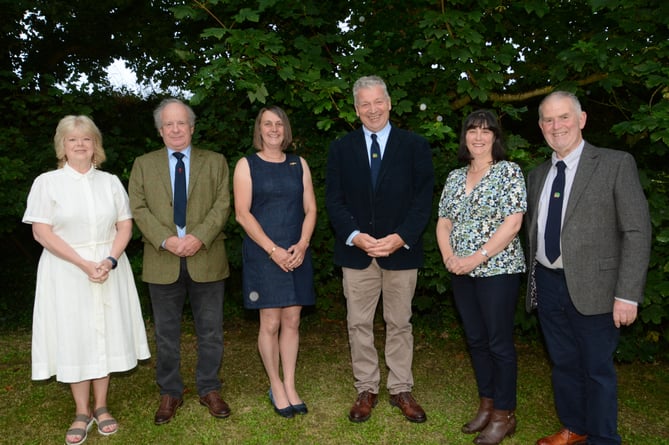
[348,414,371,422]
[199,401,231,419]
[389,399,427,423]
[402,414,427,423]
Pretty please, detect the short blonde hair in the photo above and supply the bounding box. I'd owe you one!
[54,115,106,168]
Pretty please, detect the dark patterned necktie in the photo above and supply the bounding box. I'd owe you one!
[173,152,187,228]
[544,161,566,263]
[370,134,381,188]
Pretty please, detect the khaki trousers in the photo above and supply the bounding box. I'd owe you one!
[342,260,417,395]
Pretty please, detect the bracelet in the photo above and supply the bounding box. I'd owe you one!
[479,248,489,259]
[268,246,276,259]
[106,256,118,269]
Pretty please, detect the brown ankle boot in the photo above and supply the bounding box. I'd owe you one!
[462,397,494,434]
[473,409,516,445]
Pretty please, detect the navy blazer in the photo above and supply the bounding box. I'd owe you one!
[326,125,434,270]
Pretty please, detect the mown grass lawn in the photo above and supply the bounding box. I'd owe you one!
[1,313,668,444]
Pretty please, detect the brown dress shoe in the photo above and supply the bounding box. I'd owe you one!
[349,391,378,423]
[199,390,231,418]
[389,392,427,423]
[536,428,587,445]
[154,394,183,425]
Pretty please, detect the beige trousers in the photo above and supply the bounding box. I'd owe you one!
[342,260,417,395]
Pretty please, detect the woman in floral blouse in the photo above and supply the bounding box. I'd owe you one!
[436,110,526,445]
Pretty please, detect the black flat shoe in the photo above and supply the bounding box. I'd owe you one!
[291,402,308,415]
[269,389,294,418]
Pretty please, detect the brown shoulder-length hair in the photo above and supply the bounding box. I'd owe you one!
[54,115,106,168]
[253,106,293,151]
[457,109,506,164]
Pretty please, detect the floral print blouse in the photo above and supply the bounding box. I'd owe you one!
[438,160,527,277]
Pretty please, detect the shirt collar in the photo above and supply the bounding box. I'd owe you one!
[362,122,392,140]
[167,146,192,159]
[63,162,95,178]
[552,140,584,171]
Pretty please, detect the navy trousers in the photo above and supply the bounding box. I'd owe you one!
[452,273,520,410]
[149,258,225,398]
[535,264,621,445]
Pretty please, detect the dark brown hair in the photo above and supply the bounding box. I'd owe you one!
[457,109,506,163]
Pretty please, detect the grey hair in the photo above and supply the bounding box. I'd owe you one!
[153,98,196,130]
[353,75,390,105]
[538,91,582,120]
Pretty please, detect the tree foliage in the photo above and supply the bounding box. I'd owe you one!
[3,0,668,360]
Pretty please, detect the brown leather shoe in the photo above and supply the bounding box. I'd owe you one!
[536,428,587,445]
[462,397,494,434]
[154,394,183,425]
[474,410,516,445]
[389,392,427,423]
[199,390,231,418]
[348,391,378,423]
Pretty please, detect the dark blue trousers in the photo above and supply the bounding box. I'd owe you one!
[536,264,621,445]
[452,273,520,410]
[149,258,225,398]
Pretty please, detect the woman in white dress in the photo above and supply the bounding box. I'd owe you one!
[23,115,150,445]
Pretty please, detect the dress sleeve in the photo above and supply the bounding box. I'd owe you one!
[437,168,462,219]
[111,174,133,222]
[499,162,527,216]
[22,174,53,225]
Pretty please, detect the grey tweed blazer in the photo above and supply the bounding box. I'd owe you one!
[525,142,651,315]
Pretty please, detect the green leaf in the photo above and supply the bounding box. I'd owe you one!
[233,8,260,23]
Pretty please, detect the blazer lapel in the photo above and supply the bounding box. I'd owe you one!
[350,129,373,188]
[158,149,173,199]
[377,128,399,187]
[529,161,551,233]
[188,147,204,197]
[564,144,598,226]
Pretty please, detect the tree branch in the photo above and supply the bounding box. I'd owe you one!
[192,0,228,29]
[450,73,609,110]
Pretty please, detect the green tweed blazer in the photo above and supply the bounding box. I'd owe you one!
[128,147,230,284]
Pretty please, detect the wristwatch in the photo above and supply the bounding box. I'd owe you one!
[106,256,118,269]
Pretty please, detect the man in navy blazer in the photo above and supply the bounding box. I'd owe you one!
[526,91,651,445]
[326,76,434,423]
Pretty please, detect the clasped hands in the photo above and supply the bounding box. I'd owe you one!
[164,234,204,258]
[86,259,111,284]
[444,254,480,276]
[353,233,404,258]
[270,243,307,272]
